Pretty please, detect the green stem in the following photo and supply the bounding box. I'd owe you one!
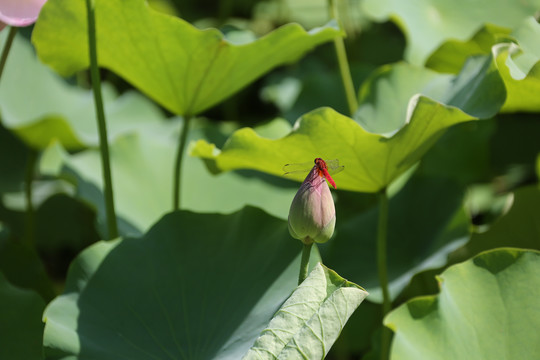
[173,115,192,211]
[85,0,118,239]
[377,189,391,360]
[328,0,358,116]
[0,26,17,83]
[22,149,38,248]
[298,241,313,285]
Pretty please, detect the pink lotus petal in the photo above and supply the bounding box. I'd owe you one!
[0,0,47,27]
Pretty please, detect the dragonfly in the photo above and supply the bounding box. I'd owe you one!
[283,158,344,189]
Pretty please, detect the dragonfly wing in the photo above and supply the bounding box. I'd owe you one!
[325,159,344,175]
[328,166,344,175]
[282,161,313,175]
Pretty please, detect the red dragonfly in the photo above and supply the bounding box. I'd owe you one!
[283,158,344,189]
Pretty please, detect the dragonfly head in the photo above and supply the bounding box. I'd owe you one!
[314,157,326,168]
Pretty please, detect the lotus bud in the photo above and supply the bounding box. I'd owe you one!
[288,166,336,244]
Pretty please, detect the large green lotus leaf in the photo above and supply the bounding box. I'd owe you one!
[391,117,540,302]
[385,248,540,360]
[426,24,513,73]
[32,0,340,116]
[361,0,540,65]
[496,44,540,112]
[426,17,540,112]
[0,272,45,360]
[354,57,504,135]
[43,207,321,359]
[319,172,469,302]
[0,32,165,150]
[355,63,453,134]
[494,18,540,112]
[510,17,540,65]
[243,263,368,359]
[192,100,475,193]
[397,184,540,306]
[431,55,505,119]
[40,119,297,234]
[370,114,540,307]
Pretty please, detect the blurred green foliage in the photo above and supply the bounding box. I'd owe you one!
[1,0,539,359]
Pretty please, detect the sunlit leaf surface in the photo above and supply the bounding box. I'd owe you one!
[32,0,340,115]
[385,249,540,360]
[192,101,475,192]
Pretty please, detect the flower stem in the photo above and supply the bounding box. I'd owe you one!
[22,149,38,248]
[85,0,118,239]
[173,115,192,211]
[327,0,358,116]
[0,26,17,84]
[377,188,391,360]
[298,242,313,285]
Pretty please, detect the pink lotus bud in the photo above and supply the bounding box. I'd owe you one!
[288,165,336,244]
[0,0,47,28]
